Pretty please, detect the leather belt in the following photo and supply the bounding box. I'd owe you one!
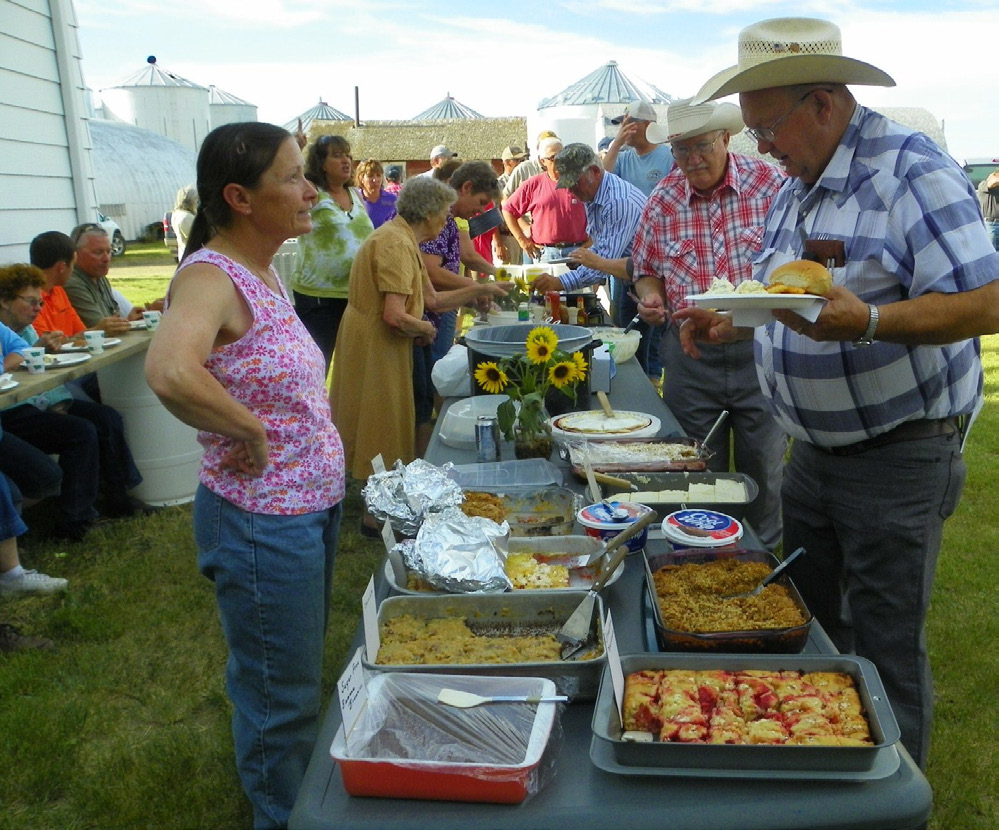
[817,417,959,457]
[540,241,586,248]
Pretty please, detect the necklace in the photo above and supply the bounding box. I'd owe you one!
[330,187,354,218]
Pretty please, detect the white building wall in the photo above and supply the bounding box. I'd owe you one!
[0,0,96,263]
[101,85,210,154]
[89,120,196,240]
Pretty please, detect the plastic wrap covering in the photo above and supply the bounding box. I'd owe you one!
[362,459,463,537]
[401,507,511,593]
[334,672,563,803]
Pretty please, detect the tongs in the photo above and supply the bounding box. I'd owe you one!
[722,547,805,599]
[556,511,657,657]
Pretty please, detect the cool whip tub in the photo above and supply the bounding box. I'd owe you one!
[577,501,654,553]
[661,509,744,550]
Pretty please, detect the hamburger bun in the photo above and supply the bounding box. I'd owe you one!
[766,260,833,296]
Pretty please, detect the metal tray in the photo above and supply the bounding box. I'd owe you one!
[561,436,713,475]
[385,535,625,595]
[600,472,758,522]
[644,548,812,653]
[591,653,900,772]
[364,592,606,699]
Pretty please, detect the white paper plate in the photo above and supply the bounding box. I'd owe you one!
[550,410,661,441]
[687,292,827,327]
[44,353,92,368]
[103,338,122,347]
[129,319,148,330]
[58,343,88,352]
[0,379,18,392]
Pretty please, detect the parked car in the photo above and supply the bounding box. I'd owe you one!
[98,212,126,257]
[164,212,178,260]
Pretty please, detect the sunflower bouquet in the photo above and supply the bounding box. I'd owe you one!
[494,270,531,312]
[473,326,588,444]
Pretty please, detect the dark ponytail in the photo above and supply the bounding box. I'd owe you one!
[182,122,292,263]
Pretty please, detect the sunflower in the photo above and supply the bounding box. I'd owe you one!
[474,362,508,394]
[525,338,554,364]
[548,360,577,389]
[527,326,558,349]
[571,351,588,378]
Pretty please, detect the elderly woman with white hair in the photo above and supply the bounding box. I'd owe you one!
[171,184,198,263]
[330,176,508,534]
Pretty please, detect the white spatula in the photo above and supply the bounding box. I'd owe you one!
[437,689,568,708]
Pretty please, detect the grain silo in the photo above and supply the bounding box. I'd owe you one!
[99,57,210,153]
[530,60,674,150]
[209,84,257,130]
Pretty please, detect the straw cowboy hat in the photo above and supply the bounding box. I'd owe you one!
[692,17,895,104]
[646,99,745,145]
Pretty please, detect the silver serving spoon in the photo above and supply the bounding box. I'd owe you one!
[722,547,806,599]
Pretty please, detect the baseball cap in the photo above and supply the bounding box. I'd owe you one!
[610,101,658,125]
[554,143,600,190]
[597,136,613,152]
[501,144,528,161]
[429,144,457,160]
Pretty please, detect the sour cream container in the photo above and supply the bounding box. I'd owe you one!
[661,509,743,550]
[577,501,655,553]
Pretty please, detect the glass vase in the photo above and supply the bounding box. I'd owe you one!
[512,407,553,460]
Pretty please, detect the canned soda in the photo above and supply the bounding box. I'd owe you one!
[475,415,501,462]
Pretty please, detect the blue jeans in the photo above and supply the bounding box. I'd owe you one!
[537,244,581,263]
[0,431,67,514]
[0,474,28,540]
[986,220,999,252]
[430,309,457,364]
[194,485,343,829]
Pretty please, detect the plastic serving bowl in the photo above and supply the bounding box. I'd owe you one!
[577,501,655,553]
[592,327,641,363]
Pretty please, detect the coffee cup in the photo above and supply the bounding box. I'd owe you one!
[24,346,46,374]
[142,310,162,331]
[84,330,104,355]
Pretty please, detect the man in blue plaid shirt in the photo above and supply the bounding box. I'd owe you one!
[677,18,999,770]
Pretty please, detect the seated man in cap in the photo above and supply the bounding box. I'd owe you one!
[676,16,999,770]
[631,97,786,552]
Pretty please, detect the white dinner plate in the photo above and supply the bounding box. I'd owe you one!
[549,410,661,441]
[43,353,92,368]
[687,292,827,327]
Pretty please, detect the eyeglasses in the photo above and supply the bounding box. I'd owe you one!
[745,88,833,144]
[673,134,721,161]
[16,296,44,309]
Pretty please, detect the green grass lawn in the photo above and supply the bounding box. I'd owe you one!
[0,272,995,828]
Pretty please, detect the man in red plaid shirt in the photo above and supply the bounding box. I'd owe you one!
[632,98,786,550]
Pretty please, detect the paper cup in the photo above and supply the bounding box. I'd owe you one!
[84,330,104,354]
[24,346,46,374]
[142,310,162,331]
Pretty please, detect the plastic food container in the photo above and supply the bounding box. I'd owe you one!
[331,672,559,803]
[643,548,812,653]
[577,501,655,553]
[661,509,743,550]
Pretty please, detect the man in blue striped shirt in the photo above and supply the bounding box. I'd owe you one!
[679,18,999,771]
[533,143,650,358]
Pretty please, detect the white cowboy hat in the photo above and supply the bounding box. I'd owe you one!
[647,99,745,145]
[692,17,895,104]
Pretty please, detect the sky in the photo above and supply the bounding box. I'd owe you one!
[75,0,998,164]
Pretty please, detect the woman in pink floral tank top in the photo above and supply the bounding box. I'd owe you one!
[146,123,344,830]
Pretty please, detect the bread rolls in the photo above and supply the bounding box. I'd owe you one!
[766,260,833,296]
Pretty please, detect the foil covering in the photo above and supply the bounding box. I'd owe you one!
[363,459,463,538]
[400,507,511,593]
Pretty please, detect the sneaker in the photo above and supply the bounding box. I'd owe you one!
[0,623,55,653]
[0,570,69,597]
